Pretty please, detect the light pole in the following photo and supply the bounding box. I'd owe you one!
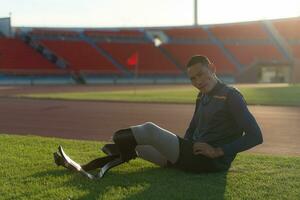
[9,12,12,37]
[194,0,198,26]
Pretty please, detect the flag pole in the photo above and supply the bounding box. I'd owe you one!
[134,54,139,95]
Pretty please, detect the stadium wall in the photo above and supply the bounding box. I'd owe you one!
[236,61,293,83]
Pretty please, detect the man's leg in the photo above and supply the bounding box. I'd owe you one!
[54,122,180,179]
[102,143,168,167]
[112,122,180,164]
[130,122,180,164]
[135,145,168,167]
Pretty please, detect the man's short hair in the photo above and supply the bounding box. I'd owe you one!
[186,55,212,68]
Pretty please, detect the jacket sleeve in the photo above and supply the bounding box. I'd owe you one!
[220,89,263,155]
[184,92,202,140]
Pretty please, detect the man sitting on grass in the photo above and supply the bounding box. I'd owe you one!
[54,55,263,179]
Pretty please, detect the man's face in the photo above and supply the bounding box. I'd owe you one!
[187,63,216,93]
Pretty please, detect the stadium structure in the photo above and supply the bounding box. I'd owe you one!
[0,16,300,85]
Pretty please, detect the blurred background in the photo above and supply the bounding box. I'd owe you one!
[0,0,299,85]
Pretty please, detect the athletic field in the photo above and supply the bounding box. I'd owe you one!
[21,83,300,106]
[1,134,299,200]
[0,83,299,199]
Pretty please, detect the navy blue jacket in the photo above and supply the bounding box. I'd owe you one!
[184,80,263,156]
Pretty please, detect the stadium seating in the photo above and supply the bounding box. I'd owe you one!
[273,18,300,40]
[291,45,300,58]
[162,43,236,74]
[84,30,144,38]
[3,17,300,84]
[210,22,268,40]
[225,44,284,65]
[31,29,79,37]
[41,40,120,73]
[0,38,57,70]
[0,74,75,85]
[164,28,209,40]
[99,42,181,75]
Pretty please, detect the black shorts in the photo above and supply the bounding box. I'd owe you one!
[167,136,235,173]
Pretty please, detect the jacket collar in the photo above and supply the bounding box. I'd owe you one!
[205,79,224,96]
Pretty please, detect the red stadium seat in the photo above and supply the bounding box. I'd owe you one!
[164,28,209,40]
[291,45,300,58]
[210,23,268,40]
[99,42,181,74]
[162,43,236,74]
[225,44,284,65]
[0,38,57,70]
[41,40,120,73]
[84,30,144,38]
[273,18,300,40]
[31,29,79,37]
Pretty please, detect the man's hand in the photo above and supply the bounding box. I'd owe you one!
[193,142,224,158]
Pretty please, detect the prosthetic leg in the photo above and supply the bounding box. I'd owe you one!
[54,145,124,179]
[98,128,138,177]
[54,146,95,179]
[112,128,138,162]
[53,128,138,179]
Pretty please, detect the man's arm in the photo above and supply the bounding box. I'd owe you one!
[184,92,202,140]
[220,89,263,156]
[193,142,224,158]
[184,113,196,140]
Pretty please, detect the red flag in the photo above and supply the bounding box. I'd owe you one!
[126,52,138,68]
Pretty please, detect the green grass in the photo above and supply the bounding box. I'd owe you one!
[20,84,300,106]
[24,87,199,103]
[1,134,299,200]
[239,85,300,106]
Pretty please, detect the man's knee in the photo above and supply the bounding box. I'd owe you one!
[142,122,160,141]
[143,122,156,130]
[112,128,126,142]
[112,128,137,162]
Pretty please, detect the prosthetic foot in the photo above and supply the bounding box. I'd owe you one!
[54,145,124,179]
[53,129,138,180]
[55,146,95,179]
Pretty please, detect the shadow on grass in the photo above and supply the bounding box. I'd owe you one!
[31,165,229,200]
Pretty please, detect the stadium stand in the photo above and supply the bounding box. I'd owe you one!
[99,42,182,75]
[164,27,209,40]
[162,43,236,74]
[0,38,58,70]
[224,44,284,65]
[291,45,300,59]
[31,29,79,37]
[40,40,120,73]
[2,17,300,84]
[84,29,144,37]
[0,38,75,85]
[273,18,300,40]
[209,22,268,40]
[0,74,75,85]
[84,29,147,43]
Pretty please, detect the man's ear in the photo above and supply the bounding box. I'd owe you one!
[208,63,216,73]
